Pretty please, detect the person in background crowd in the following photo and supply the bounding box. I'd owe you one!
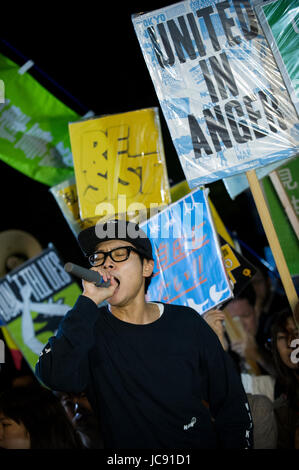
[252,267,275,321]
[204,308,278,449]
[0,385,83,449]
[53,390,103,449]
[252,267,288,353]
[223,284,276,377]
[270,306,299,449]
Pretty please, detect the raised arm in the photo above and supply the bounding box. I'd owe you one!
[35,268,118,392]
[35,295,101,392]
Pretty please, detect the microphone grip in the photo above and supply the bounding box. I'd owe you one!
[64,262,111,287]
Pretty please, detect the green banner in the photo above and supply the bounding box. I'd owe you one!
[256,0,299,117]
[0,53,81,186]
[262,156,299,277]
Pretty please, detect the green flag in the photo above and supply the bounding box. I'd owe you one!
[256,0,299,116]
[263,156,299,277]
[0,53,81,186]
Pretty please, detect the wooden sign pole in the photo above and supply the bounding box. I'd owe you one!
[246,169,298,327]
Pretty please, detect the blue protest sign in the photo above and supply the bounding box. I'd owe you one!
[140,188,233,314]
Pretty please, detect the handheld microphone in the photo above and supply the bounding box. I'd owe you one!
[64,262,111,287]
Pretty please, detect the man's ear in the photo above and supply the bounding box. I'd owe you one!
[143,259,154,278]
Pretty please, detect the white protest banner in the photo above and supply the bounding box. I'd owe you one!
[223,158,286,199]
[132,0,299,187]
[224,0,299,199]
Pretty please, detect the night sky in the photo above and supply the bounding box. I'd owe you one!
[0,1,268,270]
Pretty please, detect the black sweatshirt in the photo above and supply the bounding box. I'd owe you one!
[35,296,253,449]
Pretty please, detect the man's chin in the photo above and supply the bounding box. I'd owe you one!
[107,293,121,306]
[107,295,130,309]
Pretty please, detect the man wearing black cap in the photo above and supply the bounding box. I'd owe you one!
[76,219,157,325]
[36,219,253,449]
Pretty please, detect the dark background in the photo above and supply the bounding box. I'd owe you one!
[0,1,268,271]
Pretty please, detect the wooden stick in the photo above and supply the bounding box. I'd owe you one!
[269,170,299,239]
[246,169,298,325]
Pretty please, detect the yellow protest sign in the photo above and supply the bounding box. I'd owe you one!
[220,243,241,284]
[69,108,171,220]
[57,180,97,232]
[50,177,145,237]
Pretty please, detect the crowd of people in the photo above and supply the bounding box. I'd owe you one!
[204,268,299,449]
[0,224,298,450]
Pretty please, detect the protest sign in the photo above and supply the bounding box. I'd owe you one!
[0,53,79,186]
[255,0,299,117]
[141,187,233,315]
[50,177,153,237]
[160,180,256,297]
[223,159,286,199]
[1,326,23,370]
[132,0,298,187]
[269,167,299,240]
[219,235,257,295]
[50,177,99,237]
[169,179,257,296]
[262,157,299,278]
[224,0,299,199]
[0,79,4,104]
[0,244,81,371]
[68,108,171,220]
[170,178,235,245]
[247,168,298,317]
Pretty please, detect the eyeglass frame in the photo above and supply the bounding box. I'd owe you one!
[88,245,143,267]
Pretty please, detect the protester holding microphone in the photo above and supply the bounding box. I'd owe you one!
[35,219,253,449]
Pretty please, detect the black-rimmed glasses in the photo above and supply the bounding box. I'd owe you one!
[88,246,140,267]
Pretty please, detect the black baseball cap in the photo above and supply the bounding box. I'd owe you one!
[78,219,153,260]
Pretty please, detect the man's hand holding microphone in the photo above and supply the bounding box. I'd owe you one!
[64,262,118,306]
